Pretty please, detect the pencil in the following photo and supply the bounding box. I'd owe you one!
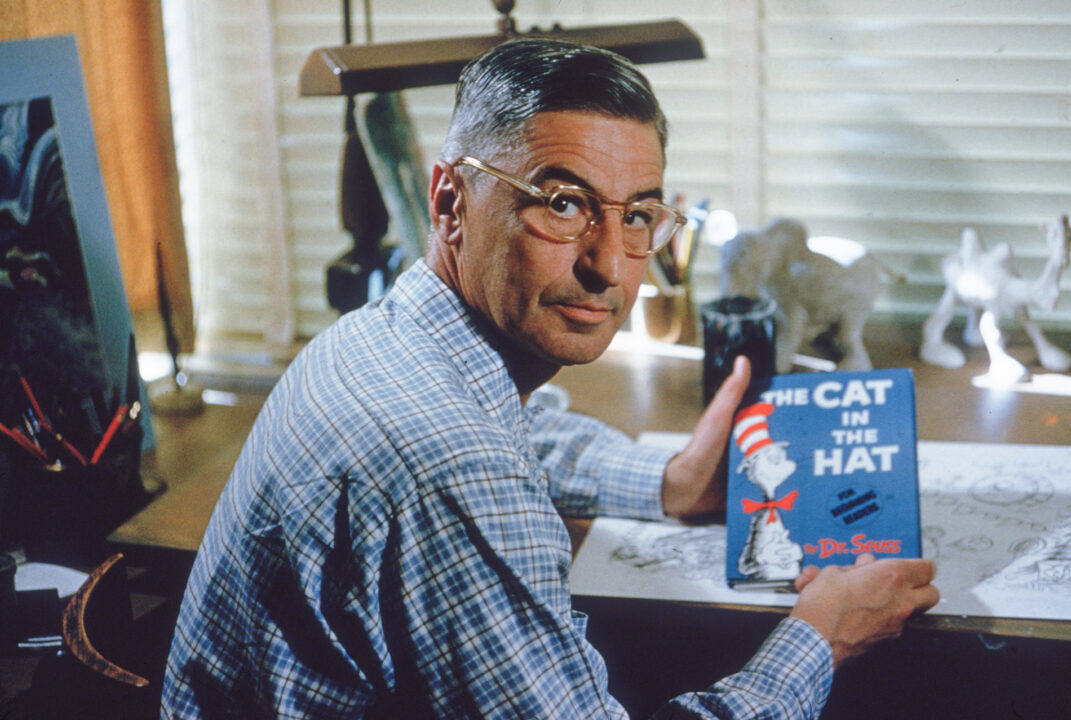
[18,376,52,433]
[56,433,89,466]
[0,422,51,465]
[91,404,129,464]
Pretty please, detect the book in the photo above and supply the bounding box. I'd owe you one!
[725,368,921,590]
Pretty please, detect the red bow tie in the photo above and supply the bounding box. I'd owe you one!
[742,490,799,524]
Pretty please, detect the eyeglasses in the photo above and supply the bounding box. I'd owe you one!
[455,156,685,257]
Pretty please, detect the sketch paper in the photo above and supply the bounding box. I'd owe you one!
[570,439,1071,621]
[570,517,795,608]
[918,441,1071,619]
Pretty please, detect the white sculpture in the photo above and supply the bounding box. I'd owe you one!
[919,214,1071,385]
[720,218,899,374]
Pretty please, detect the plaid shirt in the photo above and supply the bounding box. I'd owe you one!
[162,260,832,719]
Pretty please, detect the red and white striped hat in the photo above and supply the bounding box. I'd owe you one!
[733,402,776,460]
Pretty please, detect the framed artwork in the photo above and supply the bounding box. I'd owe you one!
[1,35,154,559]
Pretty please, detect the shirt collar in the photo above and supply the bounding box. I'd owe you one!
[389,259,525,429]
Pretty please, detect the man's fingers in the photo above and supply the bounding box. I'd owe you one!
[794,565,821,592]
[715,355,752,407]
[912,583,941,612]
[900,558,938,587]
[677,356,751,465]
[662,357,752,517]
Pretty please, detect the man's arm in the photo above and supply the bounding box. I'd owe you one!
[527,356,751,520]
[407,464,834,720]
[654,617,833,720]
[527,404,676,520]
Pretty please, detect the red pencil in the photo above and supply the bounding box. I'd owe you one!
[0,421,51,465]
[15,375,91,466]
[90,404,129,464]
[56,433,89,466]
[19,376,53,433]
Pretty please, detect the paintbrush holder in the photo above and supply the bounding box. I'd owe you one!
[12,424,148,567]
[633,283,696,345]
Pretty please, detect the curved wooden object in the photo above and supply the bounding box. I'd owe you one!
[61,552,149,687]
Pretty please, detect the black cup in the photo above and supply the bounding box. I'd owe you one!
[701,296,777,403]
[14,423,146,566]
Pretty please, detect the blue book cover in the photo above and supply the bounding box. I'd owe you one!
[726,368,921,589]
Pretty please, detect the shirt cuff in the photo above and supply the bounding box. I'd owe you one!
[594,441,677,520]
[729,616,835,718]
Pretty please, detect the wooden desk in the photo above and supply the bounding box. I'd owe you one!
[554,322,1071,641]
[110,395,263,558]
[112,319,1071,591]
[553,322,1071,720]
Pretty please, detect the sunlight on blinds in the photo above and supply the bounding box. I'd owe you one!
[163,0,1070,367]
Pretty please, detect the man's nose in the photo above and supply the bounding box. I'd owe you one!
[576,210,628,288]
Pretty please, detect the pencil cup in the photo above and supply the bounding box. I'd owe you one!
[13,423,146,566]
[701,296,777,404]
[634,284,696,345]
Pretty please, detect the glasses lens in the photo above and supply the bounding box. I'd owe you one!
[544,188,595,239]
[619,203,661,254]
[539,185,681,255]
[629,203,681,254]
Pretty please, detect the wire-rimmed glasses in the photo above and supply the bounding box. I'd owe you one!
[455,156,685,257]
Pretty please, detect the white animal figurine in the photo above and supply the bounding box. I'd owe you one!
[919,214,1071,385]
[720,218,898,374]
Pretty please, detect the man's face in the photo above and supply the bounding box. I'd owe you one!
[452,111,663,366]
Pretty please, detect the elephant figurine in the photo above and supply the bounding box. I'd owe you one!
[720,218,898,374]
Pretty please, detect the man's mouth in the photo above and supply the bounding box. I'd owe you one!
[553,302,614,325]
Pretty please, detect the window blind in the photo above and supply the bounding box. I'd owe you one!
[754,0,1071,321]
[162,0,1070,367]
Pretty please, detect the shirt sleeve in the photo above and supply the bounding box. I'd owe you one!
[398,460,833,720]
[526,407,677,520]
[652,617,834,720]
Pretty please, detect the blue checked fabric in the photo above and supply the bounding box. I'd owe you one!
[161,260,832,719]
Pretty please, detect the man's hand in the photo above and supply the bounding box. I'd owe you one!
[790,554,940,668]
[661,355,751,518]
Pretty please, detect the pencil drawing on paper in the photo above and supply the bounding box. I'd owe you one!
[575,441,1071,620]
[610,524,723,582]
[913,443,1070,615]
[977,516,1071,596]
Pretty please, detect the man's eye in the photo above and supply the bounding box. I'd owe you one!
[623,206,657,230]
[547,191,589,220]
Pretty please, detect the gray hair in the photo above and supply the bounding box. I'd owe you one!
[439,38,668,165]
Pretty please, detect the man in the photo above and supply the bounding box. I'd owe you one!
[163,38,938,719]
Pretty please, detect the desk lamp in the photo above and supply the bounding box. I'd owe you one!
[299,1,705,96]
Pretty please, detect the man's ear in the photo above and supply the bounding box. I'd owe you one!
[429,161,464,245]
